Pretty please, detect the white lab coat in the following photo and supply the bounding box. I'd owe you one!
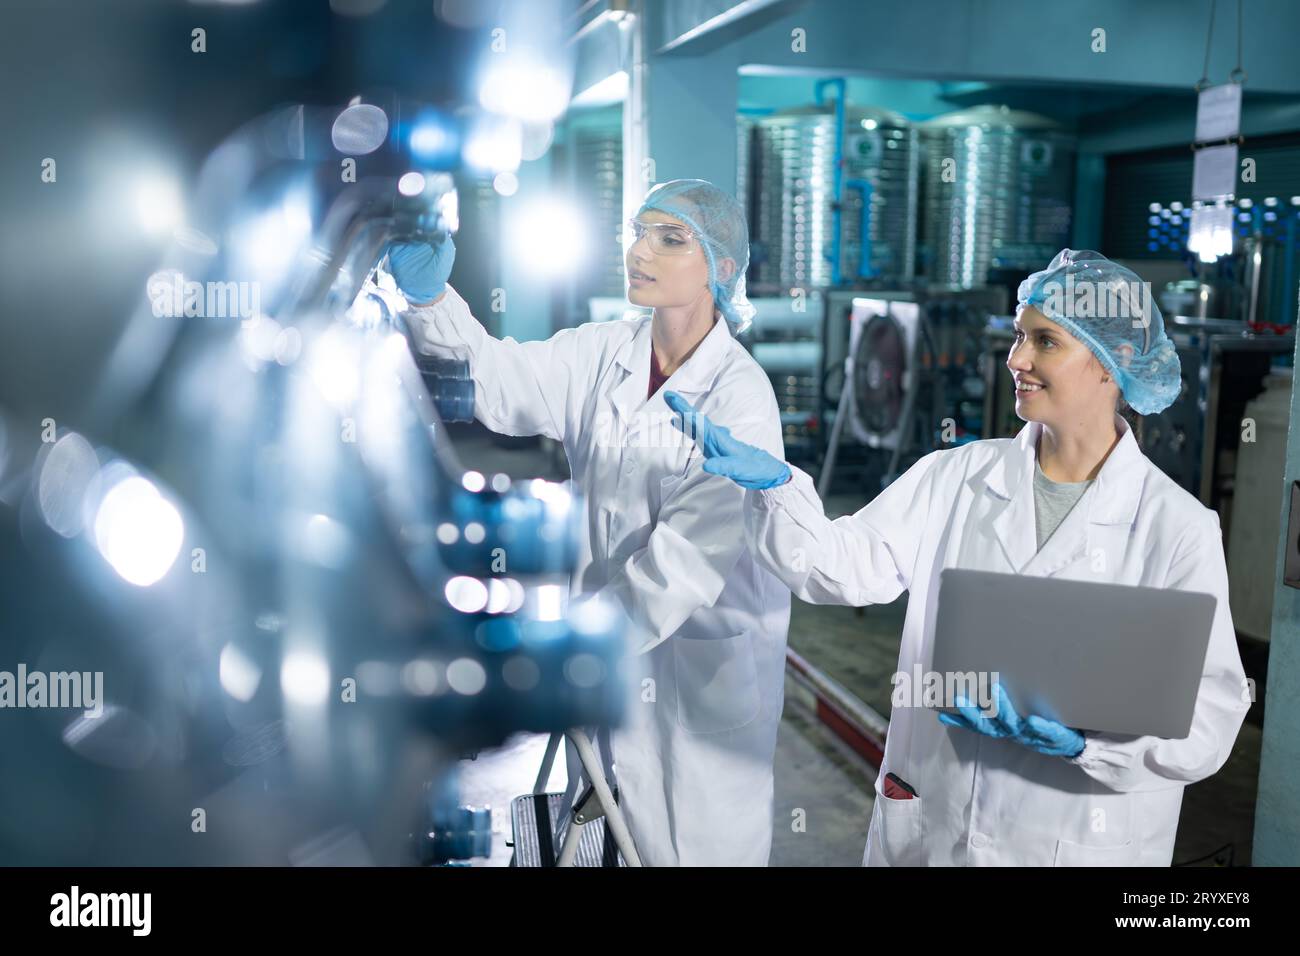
[406,286,791,866]
[745,415,1249,866]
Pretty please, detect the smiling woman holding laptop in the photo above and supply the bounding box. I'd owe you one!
[667,249,1250,867]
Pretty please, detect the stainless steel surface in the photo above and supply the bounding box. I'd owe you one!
[748,104,919,289]
[1161,279,1227,321]
[920,105,1075,289]
[572,117,625,300]
[1134,328,1293,509]
[748,294,825,458]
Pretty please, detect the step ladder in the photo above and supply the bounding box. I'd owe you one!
[508,728,642,867]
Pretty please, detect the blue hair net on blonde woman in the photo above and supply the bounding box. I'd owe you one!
[1017,249,1182,415]
[637,179,755,335]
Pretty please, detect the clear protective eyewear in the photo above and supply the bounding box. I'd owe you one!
[625,218,700,256]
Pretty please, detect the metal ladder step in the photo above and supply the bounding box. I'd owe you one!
[509,793,624,867]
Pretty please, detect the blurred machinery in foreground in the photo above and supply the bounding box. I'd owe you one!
[0,97,626,866]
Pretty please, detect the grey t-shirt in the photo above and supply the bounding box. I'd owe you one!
[1033,458,1094,551]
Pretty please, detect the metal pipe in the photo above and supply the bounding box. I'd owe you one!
[785,646,888,764]
[845,178,875,279]
[815,78,847,287]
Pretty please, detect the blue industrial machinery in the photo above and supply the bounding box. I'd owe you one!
[0,97,625,866]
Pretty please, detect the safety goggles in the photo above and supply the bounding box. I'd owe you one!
[625,218,700,256]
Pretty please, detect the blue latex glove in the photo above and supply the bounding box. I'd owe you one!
[664,390,791,490]
[938,682,1085,759]
[388,235,456,304]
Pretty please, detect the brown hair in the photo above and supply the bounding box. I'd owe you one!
[1116,393,1144,442]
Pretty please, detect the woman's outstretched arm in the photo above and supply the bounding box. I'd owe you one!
[666,390,943,607]
[744,452,943,606]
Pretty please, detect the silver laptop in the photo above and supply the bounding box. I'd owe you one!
[929,568,1218,738]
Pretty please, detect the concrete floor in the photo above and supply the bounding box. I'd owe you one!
[447,426,1262,867]
[456,672,877,866]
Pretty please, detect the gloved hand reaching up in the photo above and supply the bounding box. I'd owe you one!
[387,235,456,305]
[664,390,791,490]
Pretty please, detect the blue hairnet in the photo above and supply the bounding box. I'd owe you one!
[1016,249,1182,415]
[636,179,754,335]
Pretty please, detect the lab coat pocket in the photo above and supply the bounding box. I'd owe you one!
[865,776,923,866]
[596,504,612,562]
[673,630,761,734]
[1052,837,1140,867]
[655,472,684,517]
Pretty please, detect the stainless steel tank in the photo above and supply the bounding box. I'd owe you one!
[737,113,754,232]
[571,119,625,299]
[920,105,1075,288]
[747,104,919,290]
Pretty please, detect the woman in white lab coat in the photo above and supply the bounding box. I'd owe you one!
[668,249,1250,866]
[387,180,791,866]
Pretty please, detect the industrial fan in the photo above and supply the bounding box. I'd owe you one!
[818,298,924,496]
